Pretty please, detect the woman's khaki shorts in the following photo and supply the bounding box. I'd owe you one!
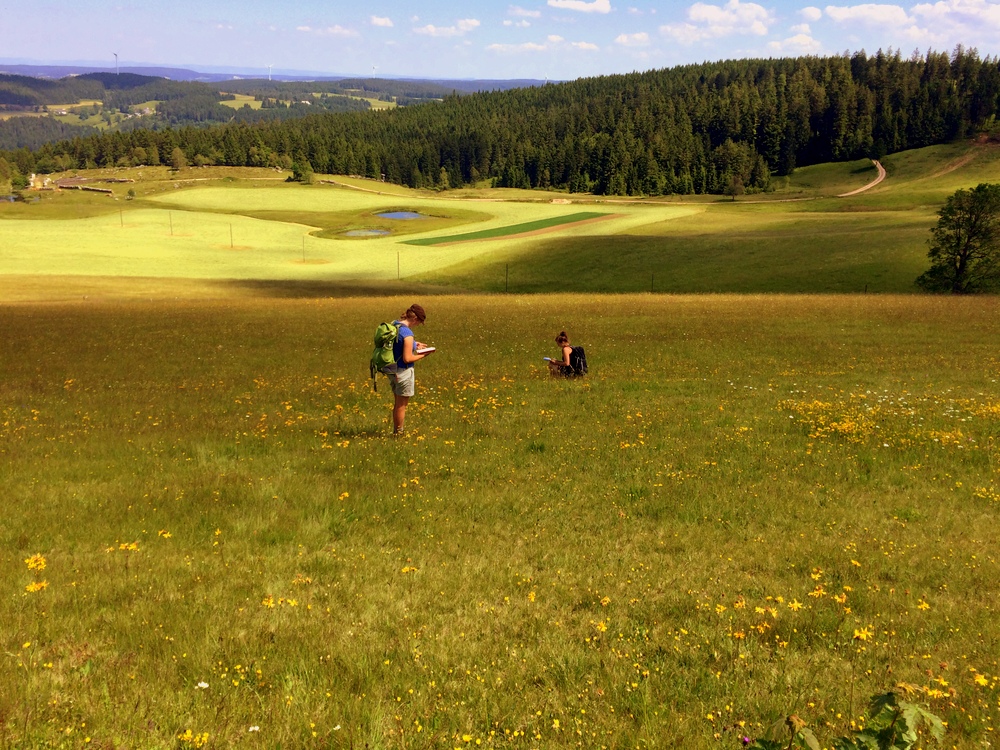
[388,366,415,397]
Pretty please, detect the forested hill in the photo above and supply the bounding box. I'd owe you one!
[6,48,1000,197]
[0,72,455,151]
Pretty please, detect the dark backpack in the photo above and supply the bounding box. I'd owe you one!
[569,346,588,376]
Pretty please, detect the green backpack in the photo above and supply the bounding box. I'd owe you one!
[369,321,400,391]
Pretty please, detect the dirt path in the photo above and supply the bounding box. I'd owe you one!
[928,149,977,180]
[837,159,886,197]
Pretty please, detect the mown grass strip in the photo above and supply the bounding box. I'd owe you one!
[403,211,608,245]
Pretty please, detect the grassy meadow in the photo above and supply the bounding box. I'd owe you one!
[3,294,1000,749]
[3,141,1000,748]
[4,140,1000,295]
[0,143,1000,293]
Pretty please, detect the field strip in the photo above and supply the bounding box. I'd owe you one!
[0,185,698,285]
[402,212,619,246]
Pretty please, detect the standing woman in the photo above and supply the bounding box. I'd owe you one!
[389,304,433,435]
[548,331,575,377]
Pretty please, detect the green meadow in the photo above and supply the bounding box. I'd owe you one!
[2,143,1000,749]
[4,294,1000,749]
[402,212,613,246]
[2,141,999,295]
[219,95,262,111]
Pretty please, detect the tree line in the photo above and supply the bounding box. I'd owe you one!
[5,47,1000,196]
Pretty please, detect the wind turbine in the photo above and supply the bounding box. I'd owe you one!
[114,52,119,75]
[267,64,273,81]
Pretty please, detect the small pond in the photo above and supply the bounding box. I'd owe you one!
[377,211,427,220]
[344,229,391,237]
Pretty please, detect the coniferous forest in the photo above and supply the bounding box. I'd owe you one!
[5,48,1000,196]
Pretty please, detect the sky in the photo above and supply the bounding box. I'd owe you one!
[4,0,1000,81]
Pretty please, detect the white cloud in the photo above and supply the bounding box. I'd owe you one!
[487,36,599,52]
[615,31,651,45]
[791,22,812,32]
[504,19,532,26]
[801,6,823,21]
[323,25,359,37]
[548,0,613,13]
[660,0,772,42]
[414,24,452,36]
[509,5,542,17]
[371,16,394,27]
[768,32,823,54]
[488,41,548,51]
[911,0,1000,35]
[414,18,481,37]
[824,3,912,26]
[298,24,359,37]
[689,0,770,33]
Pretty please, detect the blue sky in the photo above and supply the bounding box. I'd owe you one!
[3,0,1000,80]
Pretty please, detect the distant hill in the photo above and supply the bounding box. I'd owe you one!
[0,68,500,151]
[0,63,549,91]
[5,49,999,199]
[0,64,216,81]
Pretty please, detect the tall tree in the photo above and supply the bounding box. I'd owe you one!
[170,147,187,171]
[917,183,1000,293]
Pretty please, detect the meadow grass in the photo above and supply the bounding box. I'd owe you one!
[0,182,686,285]
[419,207,932,293]
[47,101,104,111]
[403,212,612,246]
[770,156,881,196]
[8,141,1000,296]
[0,112,49,121]
[2,293,999,749]
[219,95,262,111]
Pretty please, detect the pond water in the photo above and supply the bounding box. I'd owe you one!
[344,229,391,237]
[377,211,426,220]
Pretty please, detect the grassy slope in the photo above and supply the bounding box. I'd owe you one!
[418,143,1000,293]
[3,145,1000,747]
[2,294,999,748]
[219,94,262,110]
[2,141,1000,297]
[0,180,681,285]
